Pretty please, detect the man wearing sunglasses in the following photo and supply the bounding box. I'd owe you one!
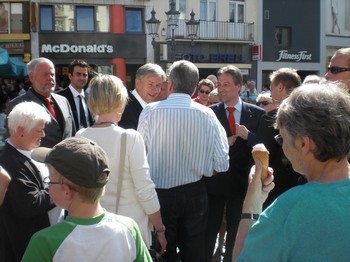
[325,47,350,92]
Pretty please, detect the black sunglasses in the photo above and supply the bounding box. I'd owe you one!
[274,134,283,146]
[327,66,350,74]
[256,101,271,106]
[199,89,210,95]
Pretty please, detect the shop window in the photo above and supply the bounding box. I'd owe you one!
[200,0,216,21]
[170,0,187,19]
[0,3,23,33]
[76,6,94,31]
[40,5,108,32]
[229,1,245,23]
[40,6,54,31]
[96,6,109,32]
[275,26,291,48]
[125,9,143,33]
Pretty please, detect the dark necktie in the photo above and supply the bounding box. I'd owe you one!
[78,95,88,128]
[226,107,236,135]
[44,97,57,121]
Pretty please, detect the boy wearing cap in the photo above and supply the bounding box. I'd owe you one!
[22,137,152,262]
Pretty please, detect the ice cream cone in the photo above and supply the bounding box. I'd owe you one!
[252,144,269,180]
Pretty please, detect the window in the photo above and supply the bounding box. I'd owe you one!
[275,27,291,48]
[40,6,53,31]
[229,1,245,23]
[0,3,23,33]
[76,6,94,31]
[40,5,108,32]
[200,0,216,21]
[125,9,142,33]
[172,0,187,19]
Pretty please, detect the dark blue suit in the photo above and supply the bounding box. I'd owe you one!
[119,91,143,130]
[205,101,264,262]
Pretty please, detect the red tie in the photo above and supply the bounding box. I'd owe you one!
[226,107,236,135]
[44,97,57,120]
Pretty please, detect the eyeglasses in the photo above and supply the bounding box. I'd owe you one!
[274,134,283,146]
[256,101,271,106]
[327,67,350,74]
[199,89,210,95]
[43,176,63,186]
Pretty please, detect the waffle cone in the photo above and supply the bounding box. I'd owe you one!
[252,150,269,180]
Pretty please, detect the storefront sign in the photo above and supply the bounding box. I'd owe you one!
[175,53,243,63]
[41,44,113,54]
[276,50,312,62]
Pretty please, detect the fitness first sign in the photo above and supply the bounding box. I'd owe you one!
[276,50,312,62]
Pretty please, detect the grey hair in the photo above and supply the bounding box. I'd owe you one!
[135,63,166,81]
[27,57,55,75]
[8,101,51,135]
[168,60,199,95]
[275,81,350,162]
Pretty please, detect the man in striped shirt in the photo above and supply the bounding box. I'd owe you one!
[138,60,229,262]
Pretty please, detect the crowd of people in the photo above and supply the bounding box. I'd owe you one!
[0,46,349,262]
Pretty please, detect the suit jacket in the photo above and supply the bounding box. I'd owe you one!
[119,91,143,130]
[207,101,265,197]
[256,109,302,207]
[56,87,93,129]
[6,88,76,148]
[0,142,53,262]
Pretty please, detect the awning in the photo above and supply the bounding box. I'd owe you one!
[0,47,28,78]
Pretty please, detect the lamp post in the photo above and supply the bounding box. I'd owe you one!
[145,1,200,62]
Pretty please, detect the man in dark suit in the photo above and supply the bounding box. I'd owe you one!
[256,68,303,208]
[119,63,166,130]
[205,65,265,262]
[0,101,61,262]
[6,57,76,148]
[56,59,93,130]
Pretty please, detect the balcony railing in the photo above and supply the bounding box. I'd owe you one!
[167,19,254,41]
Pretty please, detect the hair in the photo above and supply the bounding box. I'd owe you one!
[206,74,218,84]
[54,168,105,204]
[87,74,128,116]
[333,47,350,67]
[256,93,273,104]
[27,57,55,75]
[68,59,90,74]
[135,63,166,81]
[217,65,243,86]
[269,68,301,95]
[8,101,51,135]
[302,74,322,84]
[198,78,215,92]
[168,60,199,95]
[275,81,350,162]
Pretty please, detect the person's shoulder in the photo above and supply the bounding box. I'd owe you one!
[55,87,71,97]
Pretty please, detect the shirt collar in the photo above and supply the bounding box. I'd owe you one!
[69,85,85,98]
[131,89,147,108]
[224,98,242,113]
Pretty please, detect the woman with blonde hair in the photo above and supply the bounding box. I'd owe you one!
[76,74,166,254]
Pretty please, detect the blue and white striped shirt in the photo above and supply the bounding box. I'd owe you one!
[138,93,229,189]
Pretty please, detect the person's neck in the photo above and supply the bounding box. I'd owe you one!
[68,201,104,218]
[307,158,350,183]
[93,112,120,127]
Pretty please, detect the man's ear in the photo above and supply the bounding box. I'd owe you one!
[62,184,75,199]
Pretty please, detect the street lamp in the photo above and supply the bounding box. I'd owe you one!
[145,0,200,62]
[186,10,200,45]
[145,9,160,47]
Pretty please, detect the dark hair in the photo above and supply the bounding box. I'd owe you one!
[68,59,90,74]
[217,65,242,86]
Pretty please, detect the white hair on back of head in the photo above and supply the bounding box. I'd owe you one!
[8,101,51,135]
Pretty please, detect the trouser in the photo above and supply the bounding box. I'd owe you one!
[156,179,208,262]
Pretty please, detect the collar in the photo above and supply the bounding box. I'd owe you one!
[7,139,32,159]
[131,89,147,108]
[69,85,85,98]
[224,98,243,113]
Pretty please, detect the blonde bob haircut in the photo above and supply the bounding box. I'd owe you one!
[87,74,128,116]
